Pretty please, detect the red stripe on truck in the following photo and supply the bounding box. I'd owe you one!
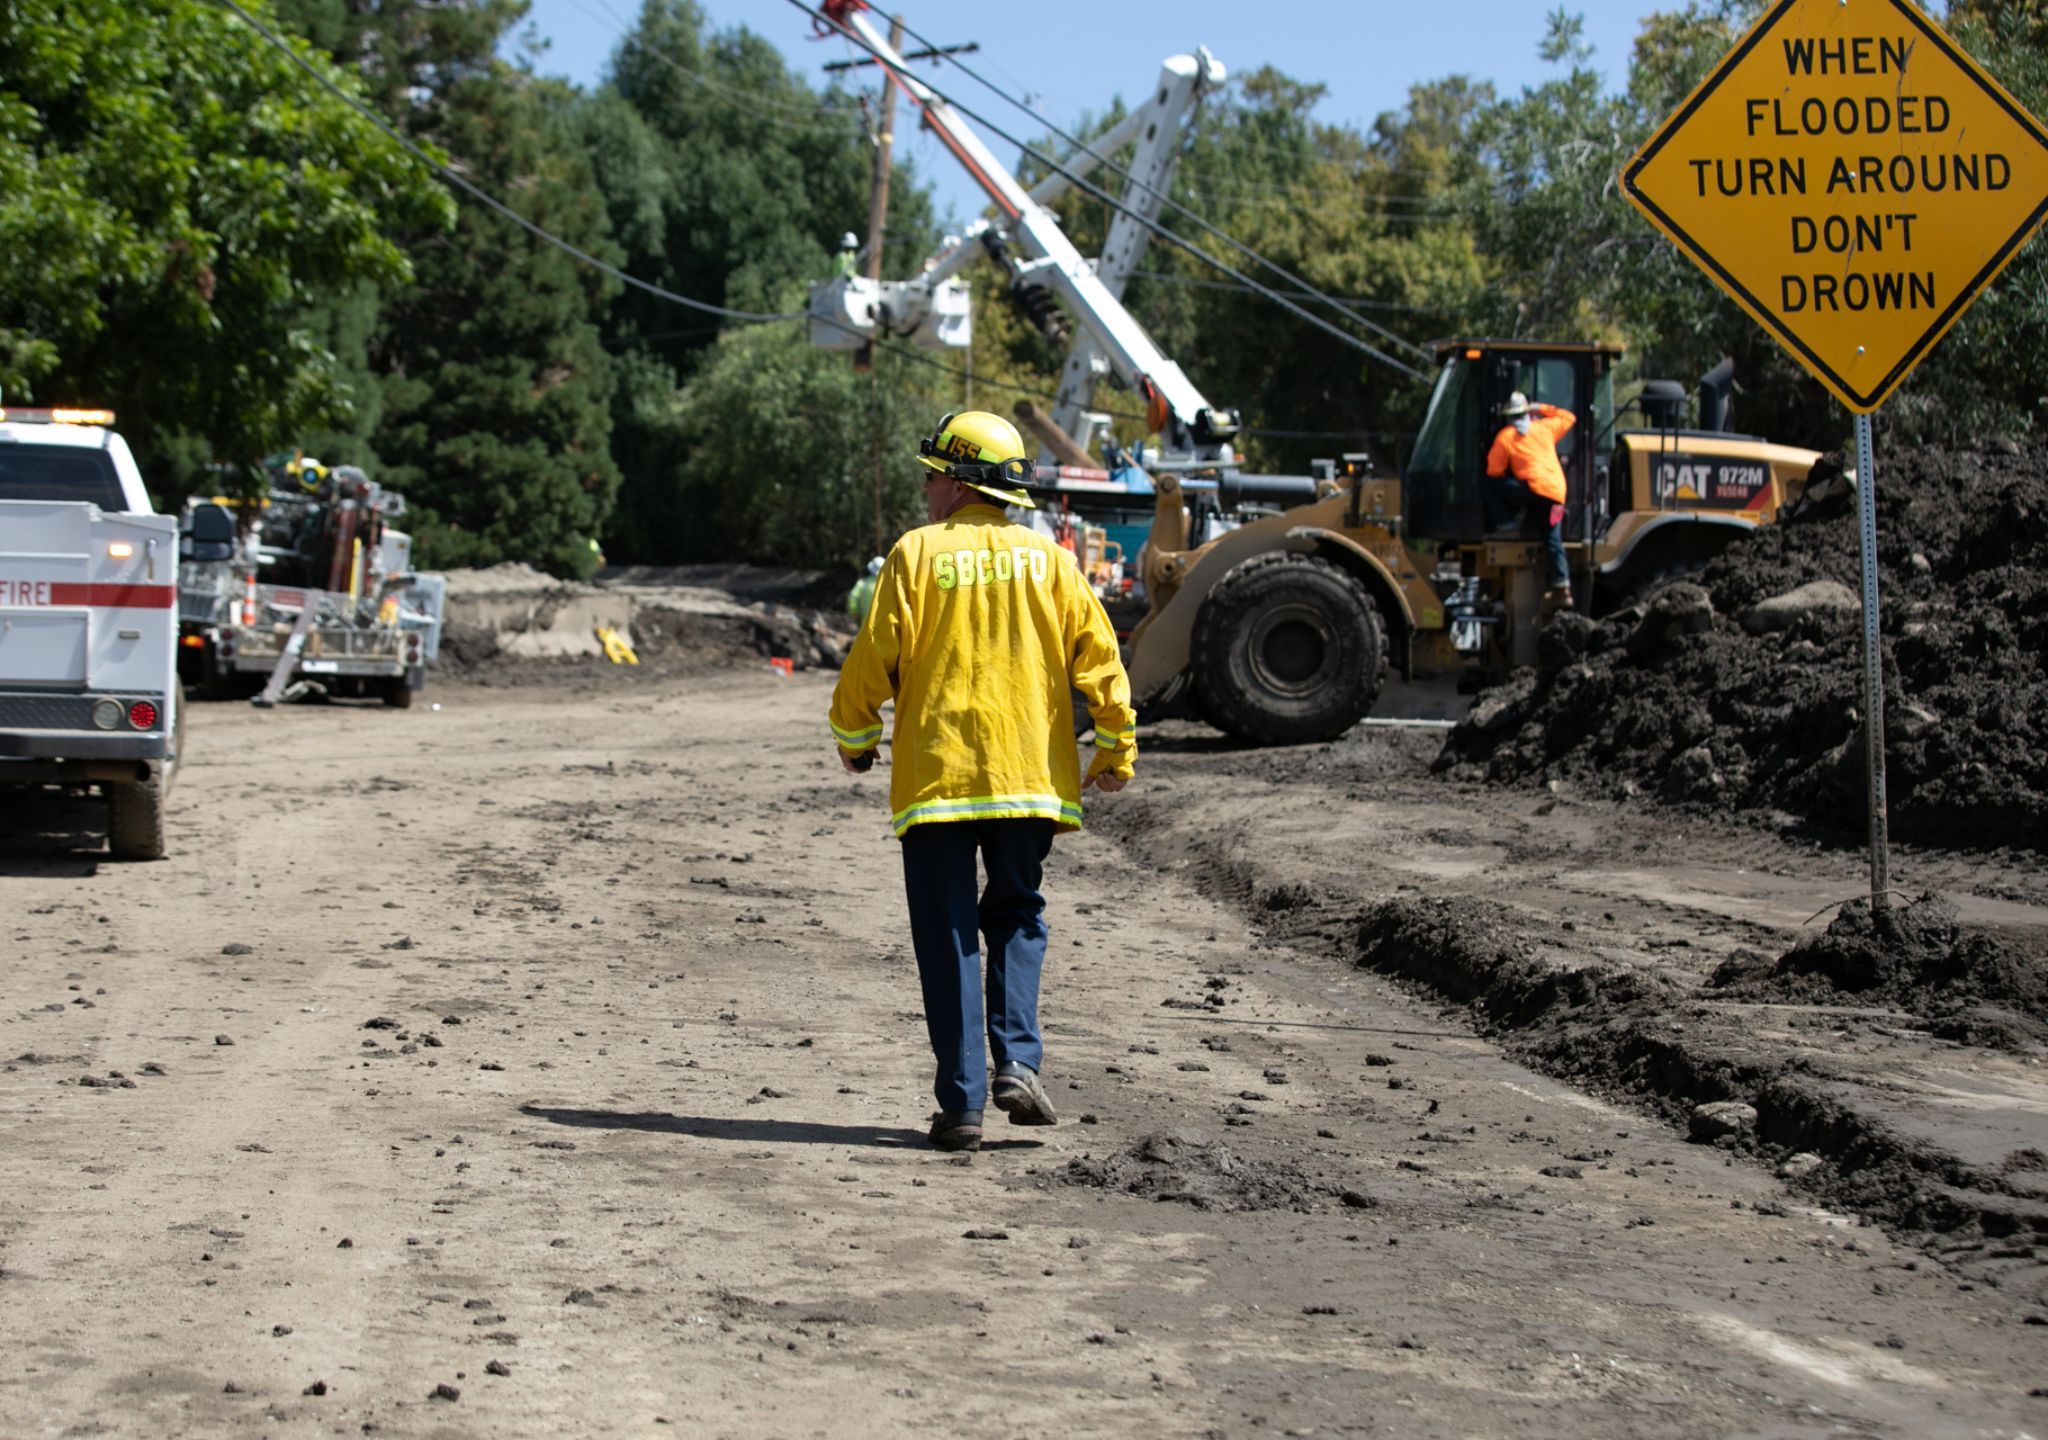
[46,582,176,609]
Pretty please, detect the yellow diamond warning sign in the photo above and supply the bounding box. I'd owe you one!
[1621,0,2048,414]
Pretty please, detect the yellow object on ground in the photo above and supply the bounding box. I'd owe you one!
[829,502,1135,836]
[596,626,639,665]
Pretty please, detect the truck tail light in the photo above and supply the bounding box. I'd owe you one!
[92,699,122,730]
[127,700,158,730]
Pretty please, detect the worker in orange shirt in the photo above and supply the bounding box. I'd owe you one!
[1484,391,1575,610]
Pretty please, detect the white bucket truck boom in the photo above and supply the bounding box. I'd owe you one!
[806,4,1238,465]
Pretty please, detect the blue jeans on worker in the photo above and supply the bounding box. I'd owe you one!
[1482,473,1569,588]
[899,819,1056,1115]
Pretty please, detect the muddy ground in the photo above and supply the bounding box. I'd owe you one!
[4,661,2046,1438]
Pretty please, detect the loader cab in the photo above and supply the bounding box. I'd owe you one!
[1403,340,1621,542]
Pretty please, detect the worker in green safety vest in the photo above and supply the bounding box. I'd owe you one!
[847,555,883,621]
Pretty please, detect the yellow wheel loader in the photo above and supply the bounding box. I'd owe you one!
[1127,339,1824,744]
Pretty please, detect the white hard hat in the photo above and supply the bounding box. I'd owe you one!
[839,231,859,250]
[866,555,885,576]
[1501,391,1532,418]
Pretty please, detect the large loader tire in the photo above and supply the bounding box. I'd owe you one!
[1191,553,1386,745]
[107,761,166,861]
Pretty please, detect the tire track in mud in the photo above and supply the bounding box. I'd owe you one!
[1092,739,2048,1311]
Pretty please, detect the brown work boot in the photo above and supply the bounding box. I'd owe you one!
[1541,586,1574,615]
[928,1109,983,1152]
[991,1062,1059,1126]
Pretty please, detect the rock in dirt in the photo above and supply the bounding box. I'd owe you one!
[1045,1131,1334,1213]
[1741,580,1859,634]
[1689,1101,1758,1142]
[1438,444,2048,850]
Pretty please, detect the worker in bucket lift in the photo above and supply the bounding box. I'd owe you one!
[833,231,860,279]
[847,554,884,621]
[828,410,1137,1154]
[1484,391,1575,611]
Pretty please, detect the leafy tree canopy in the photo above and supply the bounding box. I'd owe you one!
[0,0,451,491]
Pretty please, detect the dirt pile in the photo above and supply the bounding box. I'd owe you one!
[1047,1131,1354,1213]
[1711,894,2048,1048]
[436,562,855,679]
[1436,441,2048,850]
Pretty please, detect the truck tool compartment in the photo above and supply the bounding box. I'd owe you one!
[0,409,180,858]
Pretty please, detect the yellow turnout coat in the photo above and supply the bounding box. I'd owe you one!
[828,503,1136,836]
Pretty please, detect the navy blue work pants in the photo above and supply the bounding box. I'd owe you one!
[1482,473,1569,588]
[899,819,1056,1114]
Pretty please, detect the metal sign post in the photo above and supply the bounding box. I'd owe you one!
[1619,0,2048,905]
[1853,412,1889,910]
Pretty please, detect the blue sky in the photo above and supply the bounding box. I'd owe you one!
[501,1,1652,225]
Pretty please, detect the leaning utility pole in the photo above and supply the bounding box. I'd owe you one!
[862,14,904,555]
[862,14,903,286]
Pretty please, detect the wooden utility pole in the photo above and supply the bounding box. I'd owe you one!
[862,14,904,557]
[863,15,903,287]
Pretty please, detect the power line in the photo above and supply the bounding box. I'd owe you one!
[788,1,1428,384]
[890,13,1430,365]
[220,0,802,326]
[1171,169,1439,204]
[1172,190,1445,223]
[1126,269,1436,311]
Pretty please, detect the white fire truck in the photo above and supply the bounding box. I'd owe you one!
[0,407,181,858]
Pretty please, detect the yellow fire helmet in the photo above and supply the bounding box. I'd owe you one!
[915,410,1036,510]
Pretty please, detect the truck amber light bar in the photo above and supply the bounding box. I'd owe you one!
[0,406,117,425]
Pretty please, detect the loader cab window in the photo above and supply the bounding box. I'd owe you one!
[1404,354,1486,538]
[1506,356,1579,466]
[0,445,124,511]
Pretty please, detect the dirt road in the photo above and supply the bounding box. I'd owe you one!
[4,668,2043,1438]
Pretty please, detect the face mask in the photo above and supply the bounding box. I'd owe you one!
[1514,415,1533,435]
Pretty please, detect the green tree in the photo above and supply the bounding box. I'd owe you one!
[592,0,942,564]
[277,0,625,576]
[0,0,450,494]
[1452,3,2046,448]
[668,320,940,568]
[1052,66,1484,472]
[370,74,623,578]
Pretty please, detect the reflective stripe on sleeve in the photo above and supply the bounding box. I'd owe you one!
[891,793,1084,836]
[832,721,884,749]
[1093,723,1136,751]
